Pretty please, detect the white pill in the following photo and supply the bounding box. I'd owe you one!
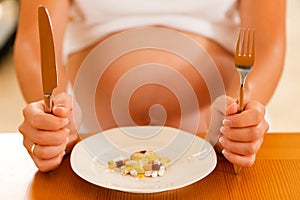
[151,171,158,178]
[145,171,152,177]
[130,169,137,176]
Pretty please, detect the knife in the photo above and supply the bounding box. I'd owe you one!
[38,6,57,113]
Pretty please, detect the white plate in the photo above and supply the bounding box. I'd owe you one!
[70,126,217,193]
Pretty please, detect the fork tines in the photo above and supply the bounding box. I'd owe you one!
[234,28,255,68]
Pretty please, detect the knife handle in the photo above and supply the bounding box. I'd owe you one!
[44,94,53,114]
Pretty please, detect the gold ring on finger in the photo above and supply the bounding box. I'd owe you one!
[30,143,37,156]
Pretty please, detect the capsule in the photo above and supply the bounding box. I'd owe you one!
[152,164,160,171]
[160,157,171,166]
[144,170,152,177]
[107,160,117,169]
[125,160,137,166]
[130,152,145,161]
[158,166,165,176]
[151,170,158,178]
[115,160,123,168]
[120,165,130,175]
[130,169,138,176]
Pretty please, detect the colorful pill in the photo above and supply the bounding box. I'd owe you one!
[107,160,117,169]
[116,160,123,168]
[107,149,170,178]
[152,164,160,171]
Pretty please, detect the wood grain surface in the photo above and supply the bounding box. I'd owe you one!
[1,133,299,200]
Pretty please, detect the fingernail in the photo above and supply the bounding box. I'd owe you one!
[222,119,231,126]
[62,118,69,126]
[219,137,225,146]
[53,105,65,111]
[227,102,237,110]
[65,128,70,134]
[220,126,226,134]
[221,149,225,155]
[222,149,229,157]
[66,136,70,144]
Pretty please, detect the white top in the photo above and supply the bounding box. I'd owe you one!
[64,0,240,60]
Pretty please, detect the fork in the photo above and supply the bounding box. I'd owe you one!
[234,28,255,174]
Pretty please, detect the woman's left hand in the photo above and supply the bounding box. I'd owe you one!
[218,97,269,167]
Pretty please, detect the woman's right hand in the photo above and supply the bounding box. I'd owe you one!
[19,92,80,172]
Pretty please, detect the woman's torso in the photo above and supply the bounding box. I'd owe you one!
[65,1,240,133]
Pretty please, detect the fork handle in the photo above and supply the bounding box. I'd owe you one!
[235,86,244,175]
[238,86,244,112]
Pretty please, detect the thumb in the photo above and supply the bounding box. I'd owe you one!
[244,100,266,115]
[52,92,73,118]
[211,95,238,115]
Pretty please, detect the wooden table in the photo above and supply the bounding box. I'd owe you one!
[1,133,299,200]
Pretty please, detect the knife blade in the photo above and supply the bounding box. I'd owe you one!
[38,6,57,113]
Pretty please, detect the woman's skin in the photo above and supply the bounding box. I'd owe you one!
[14,0,286,172]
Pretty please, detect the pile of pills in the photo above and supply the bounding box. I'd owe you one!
[107,150,170,178]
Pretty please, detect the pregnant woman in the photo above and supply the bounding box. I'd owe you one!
[14,0,285,172]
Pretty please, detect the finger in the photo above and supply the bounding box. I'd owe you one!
[23,107,69,130]
[24,137,68,158]
[224,101,266,128]
[222,149,256,167]
[20,122,70,145]
[220,123,267,142]
[32,128,70,146]
[219,136,263,156]
[32,141,68,160]
[212,95,238,115]
[226,101,239,116]
[223,109,263,128]
[52,93,73,118]
[32,151,66,172]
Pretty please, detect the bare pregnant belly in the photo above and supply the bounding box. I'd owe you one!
[66,28,239,133]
